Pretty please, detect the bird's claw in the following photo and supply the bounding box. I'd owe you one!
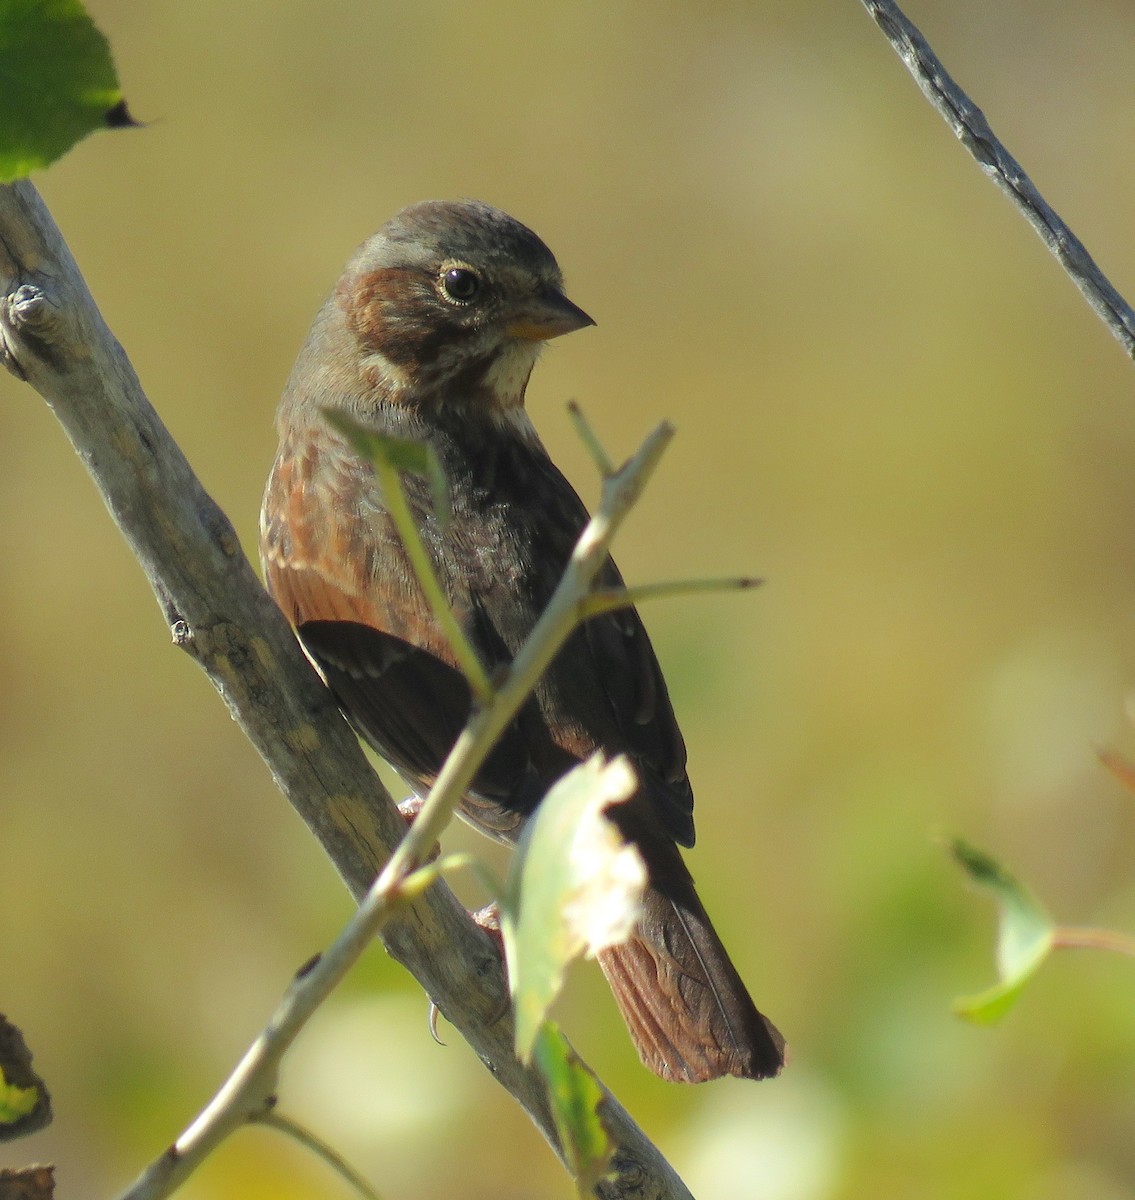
[427,1000,447,1046]
[397,794,440,862]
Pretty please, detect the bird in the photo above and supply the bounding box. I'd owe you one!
[259,198,785,1083]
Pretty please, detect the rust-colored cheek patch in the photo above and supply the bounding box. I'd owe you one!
[341,267,435,367]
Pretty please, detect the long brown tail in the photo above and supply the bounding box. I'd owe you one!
[596,854,785,1083]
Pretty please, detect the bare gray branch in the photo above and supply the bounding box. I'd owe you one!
[859,0,1135,358]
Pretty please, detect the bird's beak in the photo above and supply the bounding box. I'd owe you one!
[507,288,596,341]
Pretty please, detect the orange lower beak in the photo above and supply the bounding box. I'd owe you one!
[507,288,595,341]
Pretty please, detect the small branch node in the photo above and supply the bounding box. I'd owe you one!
[11,283,50,329]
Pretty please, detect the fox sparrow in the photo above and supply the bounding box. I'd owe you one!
[259,199,785,1082]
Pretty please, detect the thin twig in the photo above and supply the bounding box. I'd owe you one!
[567,400,615,478]
[1052,926,1135,958]
[253,1110,386,1200]
[858,0,1135,359]
[579,576,760,622]
[119,856,465,1199]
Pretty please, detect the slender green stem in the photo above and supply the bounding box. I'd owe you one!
[1051,926,1135,958]
[398,853,479,901]
[371,454,495,705]
[566,401,615,478]
[254,1110,386,1200]
[578,576,761,621]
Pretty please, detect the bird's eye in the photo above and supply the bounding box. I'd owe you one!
[441,267,481,303]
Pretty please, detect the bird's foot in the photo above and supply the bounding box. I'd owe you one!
[396,794,440,862]
[397,793,425,824]
[470,900,502,941]
[424,904,509,1039]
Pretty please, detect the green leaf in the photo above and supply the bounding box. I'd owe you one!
[533,1023,614,1196]
[0,0,135,181]
[950,838,1055,1024]
[501,754,646,1063]
[324,409,450,524]
[0,1066,40,1126]
[0,1018,51,1140]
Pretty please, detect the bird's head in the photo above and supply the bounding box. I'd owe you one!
[335,199,594,416]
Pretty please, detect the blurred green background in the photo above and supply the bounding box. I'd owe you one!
[5,1,1135,1196]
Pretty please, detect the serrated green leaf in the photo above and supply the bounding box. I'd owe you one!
[323,409,450,523]
[533,1023,614,1195]
[0,0,133,181]
[950,838,1055,1024]
[0,1066,40,1125]
[502,754,645,1063]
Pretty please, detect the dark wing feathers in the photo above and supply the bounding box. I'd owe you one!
[297,619,471,787]
[261,416,694,845]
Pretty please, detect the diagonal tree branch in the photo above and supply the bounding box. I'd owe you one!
[0,179,692,1200]
[858,0,1135,359]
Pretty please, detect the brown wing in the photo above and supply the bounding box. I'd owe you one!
[259,421,573,834]
[261,421,445,647]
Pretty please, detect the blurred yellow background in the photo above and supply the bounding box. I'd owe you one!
[5,1,1135,1196]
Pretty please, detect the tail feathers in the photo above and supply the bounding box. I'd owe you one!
[597,882,785,1083]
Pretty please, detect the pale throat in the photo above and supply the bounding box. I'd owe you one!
[358,336,542,415]
[482,337,542,409]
